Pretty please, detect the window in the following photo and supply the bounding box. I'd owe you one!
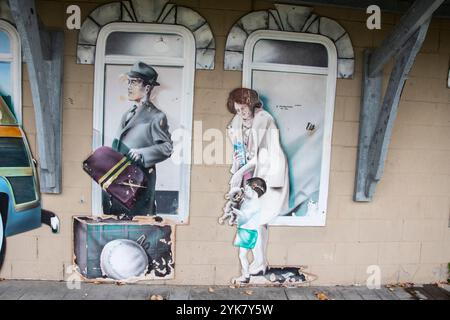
[7,176,38,205]
[0,20,21,123]
[0,137,30,167]
[253,39,328,67]
[243,30,337,227]
[93,23,195,224]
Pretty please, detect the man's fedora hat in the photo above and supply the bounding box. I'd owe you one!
[127,61,160,86]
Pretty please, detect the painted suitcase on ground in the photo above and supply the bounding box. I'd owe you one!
[82,146,147,210]
[73,216,175,281]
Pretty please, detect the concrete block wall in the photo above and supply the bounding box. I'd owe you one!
[1,0,449,285]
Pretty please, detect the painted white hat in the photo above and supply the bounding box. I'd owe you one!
[100,239,148,280]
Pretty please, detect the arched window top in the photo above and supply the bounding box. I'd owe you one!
[0,20,21,123]
[225,4,354,78]
[77,0,215,70]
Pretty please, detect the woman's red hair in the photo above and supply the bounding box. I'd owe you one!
[226,88,262,114]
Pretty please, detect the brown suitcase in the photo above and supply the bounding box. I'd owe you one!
[82,146,147,210]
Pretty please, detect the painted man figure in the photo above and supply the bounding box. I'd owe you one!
[103,61,173,216]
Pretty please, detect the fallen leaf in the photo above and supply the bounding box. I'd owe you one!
[229,284,239,289]
[244,290,253,295]
[208,287,215,293]
[149,294,164,301]
[315,292,329,300]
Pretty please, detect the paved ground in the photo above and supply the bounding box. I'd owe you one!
[0,280,449,300]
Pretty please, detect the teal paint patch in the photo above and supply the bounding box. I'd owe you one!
[234,227,258,249]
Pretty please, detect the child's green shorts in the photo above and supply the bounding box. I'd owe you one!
[234,227,258,249]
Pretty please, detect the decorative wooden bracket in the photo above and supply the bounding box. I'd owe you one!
[8,0,64,193]
[354,0,444,202]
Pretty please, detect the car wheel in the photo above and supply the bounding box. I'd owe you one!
[0,216,6,269]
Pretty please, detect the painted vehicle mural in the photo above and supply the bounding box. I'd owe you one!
[0,96,59,266]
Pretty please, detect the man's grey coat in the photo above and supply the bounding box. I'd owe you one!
[103,101,173,216]
[113,101,173,167]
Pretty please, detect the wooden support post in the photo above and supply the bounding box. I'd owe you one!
[368,0,444,77]
[8,0,64,193]
[355,20,430,201]
[354,50,383,201]
[354,0,443,202]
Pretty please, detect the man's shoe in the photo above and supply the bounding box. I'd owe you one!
[50,216,60,234]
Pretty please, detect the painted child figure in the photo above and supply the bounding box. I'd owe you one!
[231,177,267,284]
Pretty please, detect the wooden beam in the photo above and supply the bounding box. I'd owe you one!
[354,50,383,202]
[283,0,450,19]
[8,0,63,194]
[355,20,430,201]
[368,0,444,76]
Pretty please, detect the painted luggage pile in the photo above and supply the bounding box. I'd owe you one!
[73,216,175,281]
[83,146,147,210]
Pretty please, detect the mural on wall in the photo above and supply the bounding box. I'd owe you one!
[0,16,60,269]
[0,97,60,268]
[220,88,316,285]
[247,41,334,226]
[98,61,173,217]
[74,0,216,223]
[73,0,215,283]
[224,4,343,227]
[73,216,175,281]
[81,60,182,282]
[221,4,344,285]
[100,56,193,218]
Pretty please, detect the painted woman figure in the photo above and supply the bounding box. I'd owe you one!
[226,88,290,277]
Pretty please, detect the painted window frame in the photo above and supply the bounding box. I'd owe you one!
[92,22,195,224]
[242,30,337,227]
[0,20,22,124]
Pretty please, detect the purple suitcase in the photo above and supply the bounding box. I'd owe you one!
[82,146,147,210]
